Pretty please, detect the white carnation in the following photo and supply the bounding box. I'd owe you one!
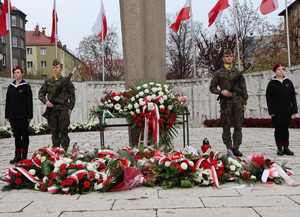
[142,84,148,88]
[144,89,150,94]
[136,109,141,114]
[229,165,236,171]
[128,104,133,110]
[151,87,158,93]
[131,97,135,102]
[137,86,141,90]
[168,105,173,110]
[149,82,154,85]
[163,95,168,100]
[134,103,139,109]
[180,162,188,170]
[113,96,120,102]
[114,103,121,111]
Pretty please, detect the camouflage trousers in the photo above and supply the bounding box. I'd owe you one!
[220,102,245,150]
[47,110,70,151]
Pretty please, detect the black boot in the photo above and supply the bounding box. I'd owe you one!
[9,151,21,164]
[232,148,243,157]
[276,143,284,156]
[283,142,294,156]
[22,149,28,160]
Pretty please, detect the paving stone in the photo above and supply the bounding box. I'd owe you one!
[60,210,156,217]
[158,208,259,217]
[289,195,300,204]
[0,201,32,213]
[254,206,300,217]
[0,213,59,217]
[0,191,79,202]
[158,187,239,199]
[113,198,204,210]
[23,199,114,214]
[201,195,296,208]
[236,184,300,196]
[78,187,158,201]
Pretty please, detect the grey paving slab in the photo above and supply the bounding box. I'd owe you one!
[60,210,156,217]
[0,201,32,213]
[22,199,114,214]
[113,198,204,210]
[201,195,297,208]
[78,187,158,201]
[289,195,300,204]
[158,208,259,217]
[0,213,60,217]
[158,187,239,199]
[254,206,300,217]
[236,184,300,196]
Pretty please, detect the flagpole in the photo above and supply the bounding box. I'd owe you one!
[285,0,291,67]
[233,0,241,71]
[190,0,196,79]
[54,0,58,59]
[102,34,105,82]
[8,0,13,78]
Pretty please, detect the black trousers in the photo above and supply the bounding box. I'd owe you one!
[271,113,291,147]
[9,119,30,154]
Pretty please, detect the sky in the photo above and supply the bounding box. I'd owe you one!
[11,0,289,55]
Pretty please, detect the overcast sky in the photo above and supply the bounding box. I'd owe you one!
[12,0,288,54]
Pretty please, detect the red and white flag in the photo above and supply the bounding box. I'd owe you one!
[50,0,58,43]
[0,0,10,36]
[92,0,107,42]
[260,0,278,15]
[208,0,229,27]
[170,0,191,33]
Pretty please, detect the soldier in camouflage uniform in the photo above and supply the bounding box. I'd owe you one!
[209,50,248,157]
[38,59,75,152]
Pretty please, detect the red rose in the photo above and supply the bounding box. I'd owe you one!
[77,173,86,180]
[251,154,265,168]
[76,164,85,170]
[15,178,23,186]
[88,171,96,180]
[49,172,58,179]
[59,169,67,176]
[60,163,67,170]
[83,181,91,189]
[47,180,54,187]
[68,163,76,169]
[201,160,211,170]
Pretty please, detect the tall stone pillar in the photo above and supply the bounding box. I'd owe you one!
[119,0,166,86]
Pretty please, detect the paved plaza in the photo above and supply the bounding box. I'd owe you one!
[0,127,300,217]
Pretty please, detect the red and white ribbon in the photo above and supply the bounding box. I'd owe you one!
[15,167,41,184]
[143,102,160,146]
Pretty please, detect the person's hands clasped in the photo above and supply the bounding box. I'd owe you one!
[221,90,233,97]
[46,100,54,108]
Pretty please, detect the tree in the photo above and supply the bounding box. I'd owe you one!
[77,28,124,81]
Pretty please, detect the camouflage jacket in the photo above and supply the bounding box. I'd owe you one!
[38,75,75,111]
[209,66,248,105]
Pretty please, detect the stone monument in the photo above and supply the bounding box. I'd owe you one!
[119,0,166,85]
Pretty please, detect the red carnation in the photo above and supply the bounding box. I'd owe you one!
[15,178,23,186]
[83,181,91,189]
[250,154,265,168]
[59,169,67,176]
[88,171,96,180]
[49,172,58,179]
[77,172,86,180]
[60,163,67,170]
[76,164,85,170]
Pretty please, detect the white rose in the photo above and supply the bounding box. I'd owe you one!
[137,86,141,90]
[164,161,171,167]
[130,111,135,116]
[250,175,256,180]
[158,91,164,96]
[144,89,150,94]
[159,98,164,104]
[150,158,155,163]
[180,162,188,170]
[159,105,165,110]
[108,103,113,108]
[164,84,169,89]
[229,165,236,171]
[163,95,168,100]
[134,103,139,109]
[114,103,121,111]
[149,82,154,85]
[139,91,144,97]
[235,171,240,176]
[108,100,111,103]
[156,83,162,87]
[128,104,133,110]
[151,87,158,92]
[139,98,145,106]
[167,105,173,110]
[142,84,148,88]
[29,169,36,176]
[113,96,120,102]
[131,97,135,102]
[136,109,141,114]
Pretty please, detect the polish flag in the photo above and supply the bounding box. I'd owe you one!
[170,0,191,33]
[0,0,10,36]
[50,0,58,43]
[208,0,229,27]
[260,0,278,15]
[92,0,107,42]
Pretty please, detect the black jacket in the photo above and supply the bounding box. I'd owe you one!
[5,80,33,120]
[266,77,298,115]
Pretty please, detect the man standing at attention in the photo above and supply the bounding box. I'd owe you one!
[209,49,248,157]
[38,59,75,152]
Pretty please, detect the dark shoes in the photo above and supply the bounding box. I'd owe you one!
[284,147,294,156]
[277,149,284,156]
[232,149,243,157]
[9,154,21,164]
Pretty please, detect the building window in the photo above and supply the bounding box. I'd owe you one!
[20,19,24,29]
[20,38,24,49]
[1,54,6,66]
[41,61,47,68]
[11,16,17,27]
[27,61,33,68]
[27,48,32,55]
[12,36,18,47]
[13,58,18,67]
[40,48,46,55]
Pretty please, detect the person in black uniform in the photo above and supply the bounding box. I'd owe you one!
[266,64,298,156]
[5,66,33,164]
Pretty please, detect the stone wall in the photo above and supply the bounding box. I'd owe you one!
[1,65,299,127]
